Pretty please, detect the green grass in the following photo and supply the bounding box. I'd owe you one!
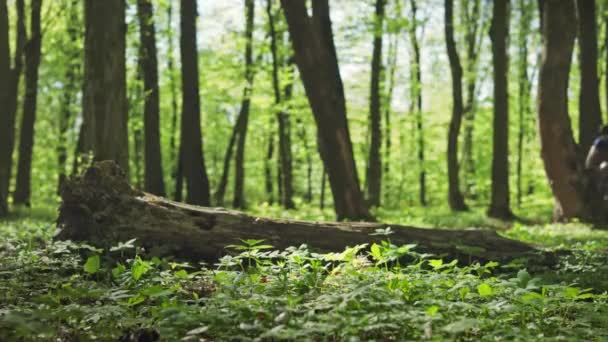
[1,206,608,340]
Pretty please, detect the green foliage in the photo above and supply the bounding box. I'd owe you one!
[1,218,608,340]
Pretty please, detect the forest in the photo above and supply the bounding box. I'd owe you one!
[1,0,608,340]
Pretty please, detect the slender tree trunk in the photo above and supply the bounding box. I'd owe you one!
[282,0,371,220]
[577,0,602,153]
[296,119,314,203]
[461,0,482,198]
[605,7,608,122]
[57,0,80,194]
[320,166,327,209]
[179,0,210,205]
[13,0,42,206]
[137,0,165,196]
[488,0,513,219]
[516,0,532,207]
[538,0,592,221]
[166,1,182,201]
[232,0,256,209]
[82,0,128,172]
[383,33,397,204]
[408,0,425,206]
[215,113,244,205]
[267,0,294,209]
[0,0,26,216]
[445,0,468,211]
[366,0,386,207]
[265,128,275,205]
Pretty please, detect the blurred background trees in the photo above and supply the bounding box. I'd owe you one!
[0,0,606,223]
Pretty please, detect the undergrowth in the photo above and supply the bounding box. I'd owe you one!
[1,207,608,340]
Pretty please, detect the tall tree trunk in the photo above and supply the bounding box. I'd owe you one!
[282,0,371,220]
[383,33,397,204]
[488,0,513,219]
[166,1,182,201]
[265,128,275,205]
[57,0,81,194]
[215,113,244,205]
[577,0,602,153]
[320,166,327,210]
[409,0,425,206]
[82,0,128,172]
[179,0,211,205]
[0,0,26,216]
[137,0,165,196]
[232,0,256,209]
[538,0,592,221]
[366,0,385,208]
[444,0,468,211]
[516,0,532,207]
[461,0,482,198]
[267,0,294,209]
[296,118,314,203]
[13,0,42,206]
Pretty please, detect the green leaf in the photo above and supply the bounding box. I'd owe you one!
[428,259,444,270]
[83,255,100,274]
[426,305,439,317]
[477,283,494,297]
[369,243,383,261]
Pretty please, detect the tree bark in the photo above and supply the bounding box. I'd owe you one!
[0,0,26,216]
[179,0,211,206]
[13,0,42,206]
[166,1,181,201]
[383,33,398,204]
[577,0,602,153]
[82,0,129,173]
[461,0,482,198]
[488,0,513,219]
[366,0,385,208]
[516,0,532,207]
[137,0,166,196]
[445,0,468,211]
[409,0,425,206]
[538,0,592,221]
[56,161,550,266]
[267,0,295,209]
[233,0,256,209]
[281,0,371,221]
[57,0,81,194]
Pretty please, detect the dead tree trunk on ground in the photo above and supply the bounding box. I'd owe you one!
[56,161,551,265]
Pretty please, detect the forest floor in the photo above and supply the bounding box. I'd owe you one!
[1,204,608,340]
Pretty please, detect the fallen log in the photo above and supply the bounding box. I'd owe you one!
[56,161,550,265]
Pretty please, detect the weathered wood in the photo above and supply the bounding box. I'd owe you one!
[56,161,548,264]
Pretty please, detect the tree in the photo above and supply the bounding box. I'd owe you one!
[0,0,26,216]
[215,0,256,208]
[13,0,42,206]
[57,0,81,194]
[366,0,386,207]
[82,0,129,172]
[488,0,513,219]
[444,0,468,211]
[137,0,166,196]
[577,0,602,153]
[233,0,256,209]
[537,0,592,221]
[408,0,425,206]
[57,161,543,266]
[516,0,533,207]
[281,0,371,221]
[266,0,295,209]
[460,0,484,198]
[179,0,211,206]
